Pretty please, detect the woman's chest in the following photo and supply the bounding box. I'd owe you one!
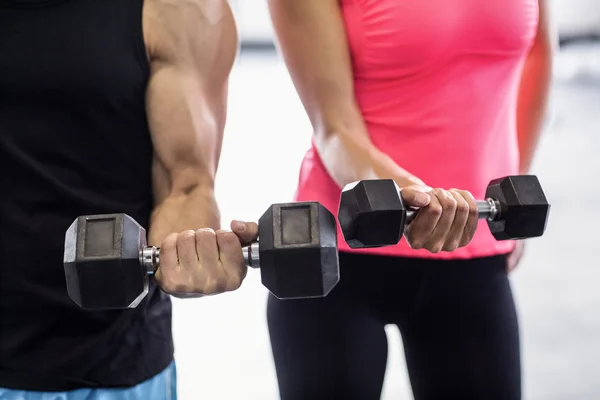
[341,0,539,72]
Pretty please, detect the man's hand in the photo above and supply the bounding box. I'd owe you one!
[400,184,479,253]
[156,221,258,297]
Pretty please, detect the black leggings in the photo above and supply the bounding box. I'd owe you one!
[267,252,520,400]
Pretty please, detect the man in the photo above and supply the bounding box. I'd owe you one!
[0,0,256,398]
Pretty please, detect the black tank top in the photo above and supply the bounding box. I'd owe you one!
[0,0,174,391]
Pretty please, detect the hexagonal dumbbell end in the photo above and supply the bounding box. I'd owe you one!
[485,175,550,241]
[338,180,407,249]
[258,202,339,299]
[63,214,149,310]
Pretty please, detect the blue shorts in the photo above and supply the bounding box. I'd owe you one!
[0,362,177,400]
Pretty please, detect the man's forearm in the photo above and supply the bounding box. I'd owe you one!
[148,186,220,247]
[516,44,553,174]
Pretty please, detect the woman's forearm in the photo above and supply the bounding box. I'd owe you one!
[314,129,378,188]
[268,0,420,189]
[311,98,379,187]
[314,116,423,189]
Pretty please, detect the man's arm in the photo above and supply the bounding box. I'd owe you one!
[143,0,238,246]
[516,0,555,174]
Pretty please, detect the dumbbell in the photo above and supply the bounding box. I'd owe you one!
[64,202,340,310]
[338,175,550,249]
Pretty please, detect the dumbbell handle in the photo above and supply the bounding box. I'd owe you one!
[139,242,261,274]
[405,198,500,225]
[138,198,497,273]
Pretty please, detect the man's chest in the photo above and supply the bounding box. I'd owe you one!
[0,1,149,105]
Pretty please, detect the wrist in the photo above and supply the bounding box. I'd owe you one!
[149,188,220,246]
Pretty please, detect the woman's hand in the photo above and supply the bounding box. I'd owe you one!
[400,184,479,253]
[506,240,526,273]
[155,221,259,297]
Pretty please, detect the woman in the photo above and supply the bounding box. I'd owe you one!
[266,0,553,399]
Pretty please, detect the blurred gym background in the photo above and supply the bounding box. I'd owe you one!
[172,1,600,399]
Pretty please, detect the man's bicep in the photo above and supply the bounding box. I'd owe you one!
[146,67,223,197]
[145,0,237,200]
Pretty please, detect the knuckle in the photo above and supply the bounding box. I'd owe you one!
[428,204,443,217]
[461,190,475,200]
[177,230,196,244]
[195,228,216,240]
[442,240,460,252]
[431,188,445,197]
[215,277,230,293]
[443,196,457,211]
[165,232,179,243]
[161,277,189,295]
[201,276,223,295]
[456,201,469,215]
[408,238,423,249]
[161,233,178,250]
[469,206,479,217]
[427,243,443,254]
[460,235,474,247]
[227,274,244,291]
[217,230,240,245]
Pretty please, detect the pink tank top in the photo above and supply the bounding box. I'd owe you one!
[294,0,539,259]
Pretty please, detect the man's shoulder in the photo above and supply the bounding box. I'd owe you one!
[143,0,235,63]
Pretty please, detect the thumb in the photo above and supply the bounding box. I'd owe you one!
[400,185,432,208]
[230,220,259,244]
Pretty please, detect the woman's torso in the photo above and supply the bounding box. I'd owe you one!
[295,0,539,259]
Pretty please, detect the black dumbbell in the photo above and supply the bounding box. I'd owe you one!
[337,175,550,249]
[64,202,340,310]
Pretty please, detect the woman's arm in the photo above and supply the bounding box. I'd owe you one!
[516,0,555,174]
[267,0,422,188]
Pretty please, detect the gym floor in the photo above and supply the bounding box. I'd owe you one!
[171,43,600,400]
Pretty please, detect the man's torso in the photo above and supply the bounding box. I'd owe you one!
[0,0,174,390]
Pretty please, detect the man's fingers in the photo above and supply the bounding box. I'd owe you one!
[176,230,200,268]
[216,229,246,291]
[195,228,219,273]
[155,233,179,281]
[231,220,259,244]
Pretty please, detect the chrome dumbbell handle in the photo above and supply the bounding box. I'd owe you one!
[242,242,260,269]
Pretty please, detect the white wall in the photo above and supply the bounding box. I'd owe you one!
[550,0,600,37]
[230,0,274,42]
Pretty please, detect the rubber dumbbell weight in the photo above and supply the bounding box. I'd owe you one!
[64,202,340,310]
[337,175,550,249]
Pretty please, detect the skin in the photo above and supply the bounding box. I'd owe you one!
[142,0,258,297]
[267,0,478,253]
[508,0,555,272]
[268,0,553,256]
